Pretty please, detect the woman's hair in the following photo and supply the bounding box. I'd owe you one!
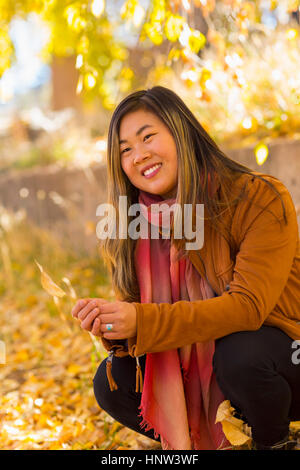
[100,86,286,302]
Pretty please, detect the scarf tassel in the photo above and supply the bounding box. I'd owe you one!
[106,353,118,391]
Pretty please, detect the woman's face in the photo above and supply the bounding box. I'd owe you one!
[119,109,178,199]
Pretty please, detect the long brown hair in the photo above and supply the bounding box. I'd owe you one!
[99,86,286,302]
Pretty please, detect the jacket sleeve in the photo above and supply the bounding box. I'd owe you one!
[132,178,299,356]
[99,336,137,357]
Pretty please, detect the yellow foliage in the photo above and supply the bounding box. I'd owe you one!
[0,27,14,77]
[164,13,185,42]
[255,143,269,166]
[215,400,252,447]
[66,363,81,376]
[290,421,300,432]
[143,21,164,45]
[188,29,206,54]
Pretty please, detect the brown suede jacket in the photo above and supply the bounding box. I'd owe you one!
[101,172,300,359]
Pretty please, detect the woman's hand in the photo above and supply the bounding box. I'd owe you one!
[71,298,137,340]
[98,301,137,340]
[71,297,108,330]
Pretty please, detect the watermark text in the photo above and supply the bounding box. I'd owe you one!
[96,197,204,250]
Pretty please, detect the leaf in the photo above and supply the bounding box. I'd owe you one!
[35,260,66,298]
[215,400,252,446]
[67,363,81,376]
[165,14,185,42]
[143,22,164,45]
[290,421,300,432]
[188,29,206,54]
[255,143,269,166]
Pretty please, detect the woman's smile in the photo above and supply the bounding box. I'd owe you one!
[141,162,162,178]
[119,109,178,199]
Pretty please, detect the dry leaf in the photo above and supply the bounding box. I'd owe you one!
[35,260,66,298]
[290,421,300,433]
[215,400,252,446]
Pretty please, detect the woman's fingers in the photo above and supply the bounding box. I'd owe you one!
[75,300,135,340]
[72,298,109,321]
[98,313,118,333]
[71,298,89,318]
[99,302,118,314]
[80,307,101,331]
[91,317,101,336]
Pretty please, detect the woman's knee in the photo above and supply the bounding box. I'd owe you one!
[213,330,268,387]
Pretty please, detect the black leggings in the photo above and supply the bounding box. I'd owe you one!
[93,326,300,447]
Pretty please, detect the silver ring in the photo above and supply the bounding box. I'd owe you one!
[106,323,113,331]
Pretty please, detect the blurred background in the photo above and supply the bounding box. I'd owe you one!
[0,0,299,450]
[0,0,300,256]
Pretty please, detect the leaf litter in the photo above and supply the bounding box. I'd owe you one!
[0,218,160,450]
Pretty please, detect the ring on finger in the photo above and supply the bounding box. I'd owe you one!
[106,323,113,331]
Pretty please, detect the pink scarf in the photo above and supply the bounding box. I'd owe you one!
[134,191,228,450]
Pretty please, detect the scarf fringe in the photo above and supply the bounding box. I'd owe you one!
[190,430,202,450]
[138,404,179,450]
[181,365,190,385]
[138,404,160,442]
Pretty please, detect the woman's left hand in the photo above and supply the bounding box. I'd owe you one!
[80,300,137,340]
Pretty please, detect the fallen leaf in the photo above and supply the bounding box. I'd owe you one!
[290,421,300,433]
[215,400,252,446]
[66,364,81,376]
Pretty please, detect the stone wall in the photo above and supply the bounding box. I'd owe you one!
[0,137,299,255]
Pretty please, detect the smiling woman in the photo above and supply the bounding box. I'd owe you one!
[71,86,300,451]
[119,110,178,199]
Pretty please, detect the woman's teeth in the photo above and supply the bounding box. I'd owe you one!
[143,163,162,176]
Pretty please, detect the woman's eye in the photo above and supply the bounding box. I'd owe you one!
[144,133,154,141]
[120,134,155,154]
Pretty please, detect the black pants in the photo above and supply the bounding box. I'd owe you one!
[93,326,300,447]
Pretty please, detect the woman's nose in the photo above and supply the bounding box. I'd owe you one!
[133,148,151,165]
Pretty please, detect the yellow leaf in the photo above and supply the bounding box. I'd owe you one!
[188,30,206,54]
[143,22,163,45]
[74,422,83,437]
[67,363,81,375]
[165,14,184,42]
[35,260,66,298]
[290,421,300,432]
[215,400,251,446]
[255,143,269,166]
[25,294,38,307]
[221,420,251,446]
[86,419,95,432]
[72,442,83,450]
[37,414,49,427]
[215,399,234,422]
[15,349,30,361]
[49,444,62,450]
[82,441,94,449]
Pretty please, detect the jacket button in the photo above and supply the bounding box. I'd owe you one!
[225,284,230,291]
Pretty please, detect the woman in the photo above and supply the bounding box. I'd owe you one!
[71,86,300,450]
